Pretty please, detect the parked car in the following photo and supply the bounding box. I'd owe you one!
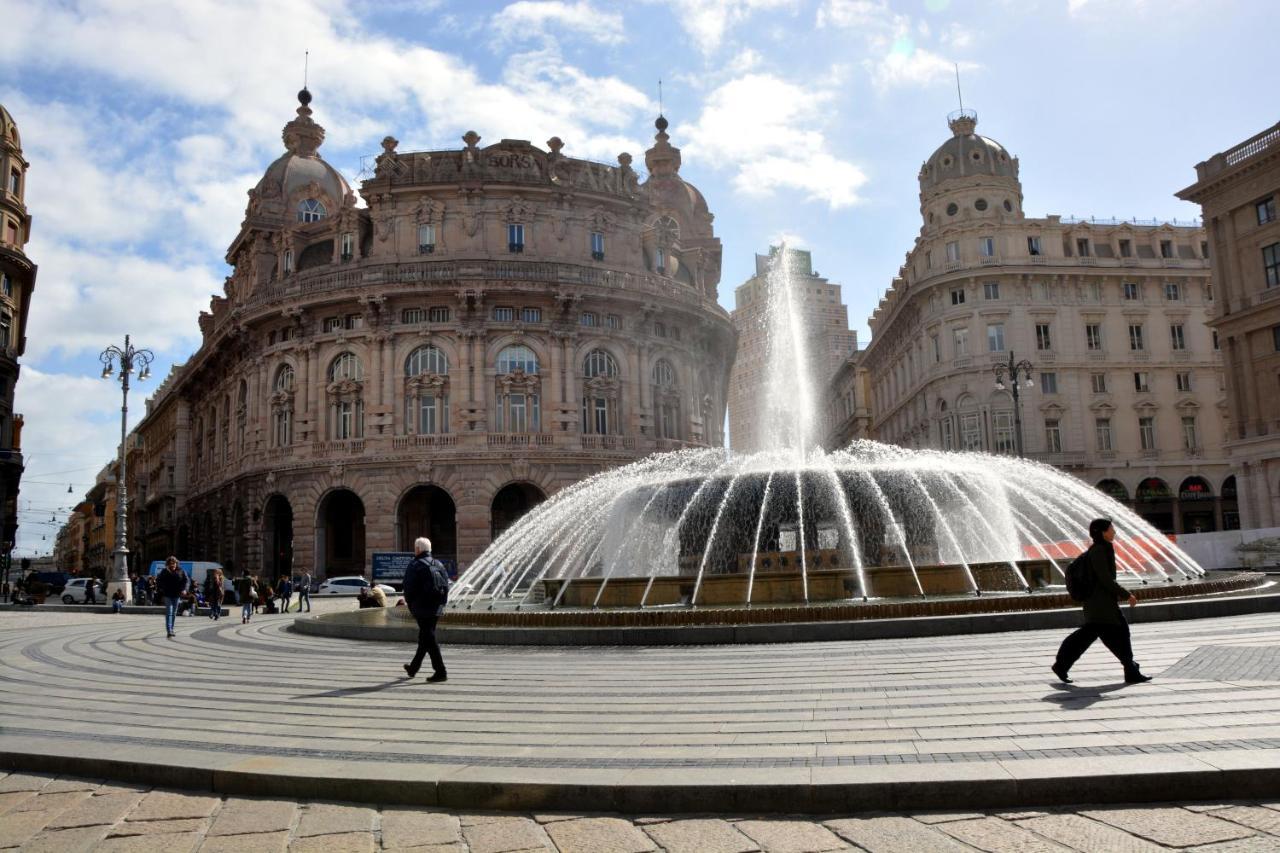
[61,577,102,604]
[316,576,396,596]
[29,571,70,594]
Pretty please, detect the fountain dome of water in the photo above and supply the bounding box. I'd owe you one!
[450,246,1205,613]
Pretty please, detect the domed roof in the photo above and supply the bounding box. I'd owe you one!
[919,111,1017,194]
[252,90,350,208]
[0,103,22,150]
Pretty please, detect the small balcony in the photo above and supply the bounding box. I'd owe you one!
[487,433,553,447]
[581,435,636,451]
[418,244,436,255]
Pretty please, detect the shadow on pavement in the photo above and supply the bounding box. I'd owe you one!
[1041,681,1131,709]
[294,678,420,699]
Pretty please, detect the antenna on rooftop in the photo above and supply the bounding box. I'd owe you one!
[658,79,664,115]
[304,50,309,88]
[954,63,963,112]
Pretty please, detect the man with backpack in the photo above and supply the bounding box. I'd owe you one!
[401,536,449,683]
[1053,518,1152,685]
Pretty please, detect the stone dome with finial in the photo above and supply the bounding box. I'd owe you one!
[919,110,1018,194]
[248,88,351,220]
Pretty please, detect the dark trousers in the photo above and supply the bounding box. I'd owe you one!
[408,613,446,676]
[1056,620,1138,675]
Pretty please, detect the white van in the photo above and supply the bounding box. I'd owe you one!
[148,560,224,588]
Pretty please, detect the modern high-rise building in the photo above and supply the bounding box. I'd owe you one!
[0,104,34,566]
[854,110,1235,534]
[1178,119,1280,529]
[728,247,856,452]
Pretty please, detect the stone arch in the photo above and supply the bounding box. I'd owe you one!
[484,334,550,371]
[1096,478,1130,503]
[315,487,366,578]
[396,484,457,568]
[231,500,246,576]
[490,481,548,542]
[262,493,294,580]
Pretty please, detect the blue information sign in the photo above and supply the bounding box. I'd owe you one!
[371,552,415,586]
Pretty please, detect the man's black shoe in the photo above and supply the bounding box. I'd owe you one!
[1125,671,1153,683]
[1052,663,1072,683]
[426,672,447,683]
[403,664,417,679]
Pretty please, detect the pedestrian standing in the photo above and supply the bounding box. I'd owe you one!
[1053,518,1152,684]
[84,576,98,605]
[277,576,293,613]
[234,570,256,624]
[401,537,448,683]
[205,569,225,621]
[296,571,312,612]
[156,556,189,638]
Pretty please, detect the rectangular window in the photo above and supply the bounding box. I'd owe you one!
[940,418,954,450]
[0,273,9,297]
[340,232,354,260]
[979,236,995,258]
[1119,239,1132,258]
[952,327,969,355]
[655,247,666,272]
[1035,323,1052,350]
[945,241,960,262]
[983,282,1000,300]
[428,306,450,323]
[987,323,1005,353]
[606,314,622,330]
[1086,323,1103,351]
[925,250,933,269]
[6,169,17,195]
[1139,416,1156,451]
[993,411,1016,454]
[1258,196,1277,225]
[1134,371,1151,392]
[654,321,666,337]
[1076,238,1090,257]
[1123,282,1139,300]
[323,316,343,333]
[950,288,965,305]
[0,315,9,350]
[402,308,426,324]
[1182,416,1198,451]
[1165,282,1181,301]
[1027,235,1041,256]
[520,307,541,323]
[1045,419,1062,453]
[590,231,605,260]
[1095,418,1113,452]
[1128,323,1145,351]
[1170,324,1186,351]
[1176,371,1192,392]
[492,306,515,322]
[1089,281,1102,302]
[1040,372,1058,394]
[1091,373,1107,394]
[283,249,293,274]
[1213,329,1220,350]
[1160,240,1174,259]
[1264,242,1280,288]
[346,313,362,330]
[507,223,525,253]
[1275,326,1280,352]
[961,413,982,451]
[1201,240,1209,258]
[931,334,941,363]
[580,311,598,327]
[418,224,436,253]
[1205,283,1214,302]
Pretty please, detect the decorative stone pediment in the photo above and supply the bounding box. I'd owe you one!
[327,378,364,398]
[498,368,540,393]
[584,376,620,396]
[406,373,448,395]
[415,196,445,225]
[1088,400,1115,414]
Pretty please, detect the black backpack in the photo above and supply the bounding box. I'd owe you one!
[1065,552,1095,602]
[426,558,450,606]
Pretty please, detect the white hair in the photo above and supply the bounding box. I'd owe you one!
[414,536,432,555]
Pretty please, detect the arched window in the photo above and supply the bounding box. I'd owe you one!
[271,366,294,448]
[652,359,680,440]
[236,380,248,453]
[405,346,450,435]
[327,352,364,439]
[297,198,327,223]
[495,346,540,433]
[582,349,621,435]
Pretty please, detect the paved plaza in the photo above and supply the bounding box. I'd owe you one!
[3,608,1280,820]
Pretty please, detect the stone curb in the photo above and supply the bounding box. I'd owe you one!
[4,745,1279,814]
[292,586,1280,646]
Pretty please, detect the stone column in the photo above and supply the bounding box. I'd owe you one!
[382,335,395,412]
[296,345,311,441]
[309,345,323,440]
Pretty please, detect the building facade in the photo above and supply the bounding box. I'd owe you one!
[859,111,1235,534]
[823,353,872,450]
[728,247,857,452]
[0,104,34,564]
[131,92,734,581]
[1178,120,1280,530]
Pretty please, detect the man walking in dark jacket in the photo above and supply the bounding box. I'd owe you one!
[401,537,448,683]
[1053,518,1152,684]
[156,556,189,638]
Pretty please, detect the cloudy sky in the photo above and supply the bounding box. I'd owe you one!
[4,0,1276,557]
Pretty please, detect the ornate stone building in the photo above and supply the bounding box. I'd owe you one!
[1178,120,1280,529]
[823,353,872,450]
[859,110,1236,534]
[0,104,34,561]
[132,91,734,580]
[728,247,857,452]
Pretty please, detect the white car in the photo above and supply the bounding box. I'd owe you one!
[315,576,396,596]
[61,577,103,604]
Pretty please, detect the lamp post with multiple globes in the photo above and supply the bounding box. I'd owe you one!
[993,352,1034,458]
[99,335,153,601]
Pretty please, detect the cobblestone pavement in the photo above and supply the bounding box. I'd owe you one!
[3,610,1280,811]
[3,771,1280,851]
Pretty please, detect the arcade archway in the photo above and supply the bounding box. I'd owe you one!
[317,489,365,578]
[262,495,294,581]
[397,485,456,568]
[491,482,548,541]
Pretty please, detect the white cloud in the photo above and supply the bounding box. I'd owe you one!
[816,0,890,28]
[683,73,867,208]
[866,46,975,91]
[816,0,978,91]
[657,0,798,53]
[490,1,626,45]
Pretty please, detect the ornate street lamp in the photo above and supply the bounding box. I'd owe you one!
[99,335,153,601]
[992,351,1034,457]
